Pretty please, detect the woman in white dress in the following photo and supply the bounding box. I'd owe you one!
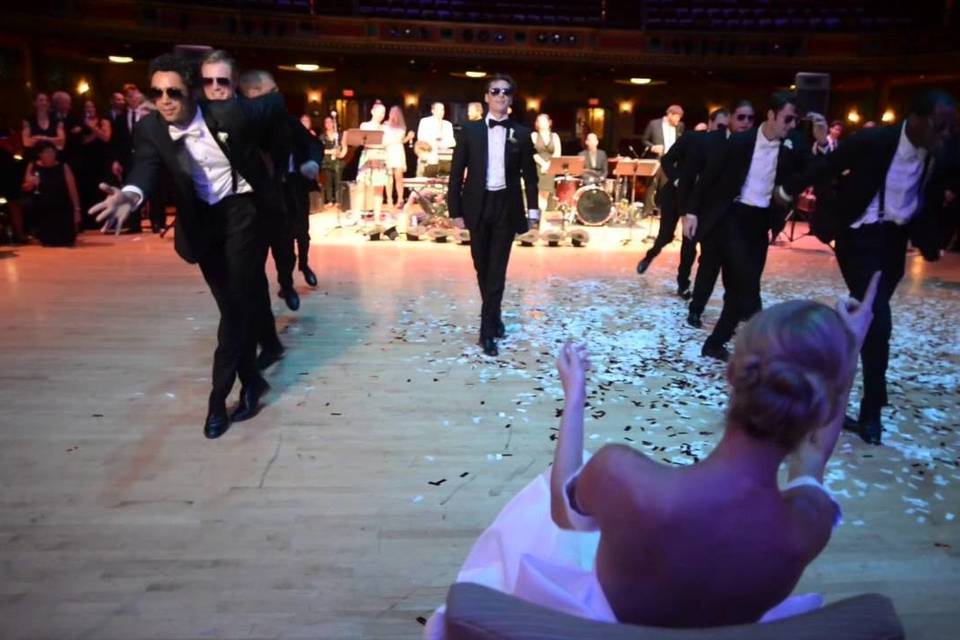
[384,105,414,209]
[426,274,882,637]
[357,101,388,219]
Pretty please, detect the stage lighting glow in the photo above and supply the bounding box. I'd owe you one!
[465,71,487,78]
[881,109,896,123]
[847,109,861,124]
[629,77,652,85]
[76,80,90,95]
[526,97,541,111]
[108,56,133,64]
[295,63,320,72]
[619,100,634,114]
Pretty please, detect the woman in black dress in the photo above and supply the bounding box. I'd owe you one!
[21,93,65,162]
[319,115,345,207]
[74,100,112,228]
[21,142,80,246]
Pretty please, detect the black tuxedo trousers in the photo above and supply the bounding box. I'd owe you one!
[470,189,515,340]
[835,221,909,421]
[646,183,698,290]
[705,202,772,347]
[195,194,270,405]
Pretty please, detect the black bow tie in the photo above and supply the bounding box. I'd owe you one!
[488,119,509,129]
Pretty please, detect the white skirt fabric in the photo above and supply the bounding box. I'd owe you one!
[424,459,824,639]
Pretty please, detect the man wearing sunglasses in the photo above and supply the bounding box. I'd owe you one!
[780,90,957,445]
[682,92,805,363]
[680,100,756,329]
[89,53,295,439]
[448,75,539,357]
[637,108,729,299]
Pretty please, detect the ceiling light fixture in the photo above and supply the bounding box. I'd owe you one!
[108,55,133,64]
[629,77,652,85]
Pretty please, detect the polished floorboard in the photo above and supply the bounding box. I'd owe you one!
[1,218,958,639]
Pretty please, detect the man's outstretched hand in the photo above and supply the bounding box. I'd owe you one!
[88,183,136,235]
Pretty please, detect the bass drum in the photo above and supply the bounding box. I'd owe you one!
[574,186,613,226]
[555,176,580,208]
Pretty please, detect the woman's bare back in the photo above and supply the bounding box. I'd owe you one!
[583,445,815,627]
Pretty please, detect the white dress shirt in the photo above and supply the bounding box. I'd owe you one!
[661,120,678,154]
[485,115,508,191]
[738,128,781,208]
[852,123,928,228]
[416,115,456,165]
[123,107,251,207]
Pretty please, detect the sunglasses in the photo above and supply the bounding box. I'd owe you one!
[783,115,797,124]
[146,87,185,101]
[735,113,755,121]
[488,87,513,96]
[203,77,232,88]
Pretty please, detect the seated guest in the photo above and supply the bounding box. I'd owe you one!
[21,141,80,246]
[426,274,880,637]
[577,132,608,181]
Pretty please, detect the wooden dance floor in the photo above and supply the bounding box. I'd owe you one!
[1,217,958,639]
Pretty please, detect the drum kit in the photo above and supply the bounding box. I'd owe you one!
[548,156,660,228]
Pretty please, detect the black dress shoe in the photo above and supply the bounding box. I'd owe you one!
[636,256,653,275]
[677,286,692,300]
[495,320,506,339]
[230,379,270,423]
[204,405,230,439]
[861,416,883,445]
[256,346,285,370]
[842,415,861,435]
[278,287,300,311]
[301,266,318,287]
[479,337,499,357]
[686,311,703,329]
[701,342,730,362]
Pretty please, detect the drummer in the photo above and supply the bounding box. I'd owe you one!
[577,132,608,184]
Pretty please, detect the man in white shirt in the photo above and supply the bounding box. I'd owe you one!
[683,92,804,362]
[783,90,957,444]
[447,75,539,357]
[641,105,685,215]
[416,102,456,176]
[89,54,295,439]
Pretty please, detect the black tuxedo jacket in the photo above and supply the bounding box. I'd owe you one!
[687,128,805,239]
[642,117,685,155]
[676,129,726,217]
[109,110,135,170]
[266,114,323,178]
[577,149,608,178]
[784,125,943,260]
[447,119,539,234]
[125,94,289,263]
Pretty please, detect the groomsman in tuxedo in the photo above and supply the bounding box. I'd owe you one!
[783,90,957,444]
[680,100,757,328]
[637,108,729,298]
[448,74,539,357]
[90,54,292,439]
[683,92,805,362]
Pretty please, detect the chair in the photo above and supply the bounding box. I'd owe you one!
[443,582,905,640]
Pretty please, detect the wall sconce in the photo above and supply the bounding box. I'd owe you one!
[847,109,861,124]
[619,100,634,114]
[307,90,321,104]
[76,80,90,95]
[404,93,419,108]
[526,97,541,112]
[881,109,896,123]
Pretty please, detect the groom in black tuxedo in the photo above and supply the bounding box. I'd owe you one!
[90,54,291,439]
[448,74,539,357]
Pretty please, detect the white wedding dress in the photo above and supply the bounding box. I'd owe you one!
[424,454,836,639]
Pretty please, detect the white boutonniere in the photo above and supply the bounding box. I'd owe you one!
[782,138,793,150]
[217,131,229,144]
[507,128,517,144]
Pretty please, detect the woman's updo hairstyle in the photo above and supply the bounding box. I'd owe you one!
[728,300,856,451]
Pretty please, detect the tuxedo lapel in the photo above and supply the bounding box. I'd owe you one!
[201,104,232,160]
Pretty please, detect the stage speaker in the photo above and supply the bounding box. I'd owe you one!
[794,72,831,117]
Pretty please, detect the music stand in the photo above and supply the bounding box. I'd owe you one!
[344,128,384,148]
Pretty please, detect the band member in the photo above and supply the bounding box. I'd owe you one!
[577,132,608,181]
[319,115,346,208]
[358,101,388,219]
[467,102,484,122]
[448,74,539,357]
[532,114,561,211]
[637,109,729,300]
[89,54,294,439]
[384,105,415,208]
[683,92,804,363]
[783,90,957,445]
[682,100,756,328]
[416,102,455,177]
[642,104,685,215]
